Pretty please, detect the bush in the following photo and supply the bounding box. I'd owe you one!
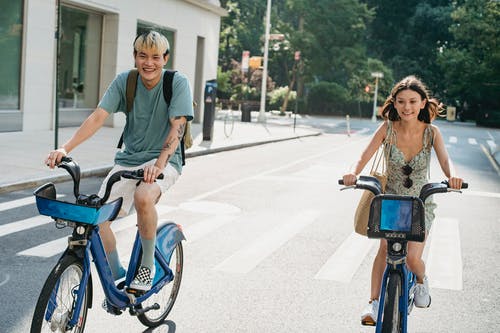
[306,81,349,114]
[268,87,296,111]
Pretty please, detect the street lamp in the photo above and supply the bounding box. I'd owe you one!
[258,0,272,123]
[371,71,383,122]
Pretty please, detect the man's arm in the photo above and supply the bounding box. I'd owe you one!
[45,108,109,168]
[142,116,187,184]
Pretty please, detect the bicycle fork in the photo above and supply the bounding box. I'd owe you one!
[375,257,412,333]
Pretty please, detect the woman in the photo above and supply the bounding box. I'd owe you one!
[342,75,463,326]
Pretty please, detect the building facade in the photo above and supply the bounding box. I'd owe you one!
[0,0,226,132]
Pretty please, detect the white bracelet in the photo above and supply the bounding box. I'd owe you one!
[58,147,68,155]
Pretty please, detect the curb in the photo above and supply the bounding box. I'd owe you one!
[0,132,321,194]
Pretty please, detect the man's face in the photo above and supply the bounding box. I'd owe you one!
[134,48,169,88]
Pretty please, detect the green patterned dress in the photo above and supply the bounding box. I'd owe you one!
[384,121,436,232]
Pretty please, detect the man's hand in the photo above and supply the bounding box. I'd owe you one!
[143,164,163,184]
[45,148,67,169]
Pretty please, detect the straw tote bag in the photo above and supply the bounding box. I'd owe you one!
[353,127,392,236]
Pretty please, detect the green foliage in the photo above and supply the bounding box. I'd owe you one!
[437,0,500,114]
[268,87,296,111]
[216,66,233,99]
[306,81,349,114]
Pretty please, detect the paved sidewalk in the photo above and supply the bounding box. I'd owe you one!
[0,112,320,193]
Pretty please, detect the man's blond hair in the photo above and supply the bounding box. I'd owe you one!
[133,31,170,56]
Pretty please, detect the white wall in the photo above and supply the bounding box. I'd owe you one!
[20,0,224,131]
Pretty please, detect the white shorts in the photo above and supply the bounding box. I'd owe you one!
[98,160,179,217]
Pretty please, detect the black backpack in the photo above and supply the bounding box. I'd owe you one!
[117,69,192,165]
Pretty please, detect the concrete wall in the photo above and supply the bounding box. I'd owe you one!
[14,0,224,131]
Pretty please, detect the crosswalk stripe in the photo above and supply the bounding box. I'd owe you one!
[426,217,463,290]
[468,138,477,145]
[314,232,377,282]
[0,194,64,212]
[0,216,53,238]
[17,205,176,258]
[184,215,238,243]
[213,210,320,274]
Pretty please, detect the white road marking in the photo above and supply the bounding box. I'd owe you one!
[0,216,53,238]
[468,138,477,145]
[0,274,10,287]
[0,194,64,212]
[314,232,377,282]
[184,215,239,243]
[449,136,458,144]
[213,210,320,274]
[426,217,463,290]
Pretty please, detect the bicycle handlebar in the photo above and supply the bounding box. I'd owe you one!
[338,175,468,201]
[55,157,164,206]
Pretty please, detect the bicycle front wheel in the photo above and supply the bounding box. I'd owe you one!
[138,242,184,327]
[31,254,90,333]
[381,272,402,333]
[224,111,234,137]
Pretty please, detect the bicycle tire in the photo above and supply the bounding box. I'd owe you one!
[138,242,184,327]
[381,272,402,333]
[224,111,234,137]
[31,254,90,333]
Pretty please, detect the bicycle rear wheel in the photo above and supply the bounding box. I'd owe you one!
[31,254,90,333]
[224,111,234,137]
[138,242,183,327]
[381,272,402,333]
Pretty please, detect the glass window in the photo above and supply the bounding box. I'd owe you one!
[0,0,23,110]
[59,6,102,109]
[137,22,175,69]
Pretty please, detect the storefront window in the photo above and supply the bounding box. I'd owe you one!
[0,0,23,110]
[59,6,102,109]
[137,22,175,69]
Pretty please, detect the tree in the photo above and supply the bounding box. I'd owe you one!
[437,0,500,115]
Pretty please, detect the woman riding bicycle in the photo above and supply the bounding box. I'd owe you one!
[342,75,464,325]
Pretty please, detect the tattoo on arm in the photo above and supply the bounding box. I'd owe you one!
[177,123,186,140]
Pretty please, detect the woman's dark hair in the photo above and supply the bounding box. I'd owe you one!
[381,75,443,123]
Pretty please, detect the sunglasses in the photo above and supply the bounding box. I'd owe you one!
[402,164,413,188]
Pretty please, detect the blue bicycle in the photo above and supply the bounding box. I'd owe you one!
[30,157,185,332]
[340,175,467,333]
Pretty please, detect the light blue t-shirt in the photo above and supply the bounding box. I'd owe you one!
[99,70,194,174]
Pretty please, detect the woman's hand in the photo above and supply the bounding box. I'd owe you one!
[448,176,463,190]
[143,164,164,184]
[342,173,358,186]
[45,148,67,169]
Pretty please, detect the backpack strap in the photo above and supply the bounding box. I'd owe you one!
[117,69,139,149]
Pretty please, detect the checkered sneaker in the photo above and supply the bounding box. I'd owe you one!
[129,266,155,291]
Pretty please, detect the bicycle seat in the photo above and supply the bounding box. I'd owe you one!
[34,183,123,225]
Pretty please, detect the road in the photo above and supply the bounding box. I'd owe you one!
[1,117,499,332]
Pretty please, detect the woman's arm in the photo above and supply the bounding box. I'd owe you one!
[431,125,463,189]
[342,121,388,185]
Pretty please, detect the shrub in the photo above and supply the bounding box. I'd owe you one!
[268,86,296,111]
[306,81,349,114]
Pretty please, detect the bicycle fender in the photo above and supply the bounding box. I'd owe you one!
[156,222,185,259]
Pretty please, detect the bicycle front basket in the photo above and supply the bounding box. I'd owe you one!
[367,195,426,242]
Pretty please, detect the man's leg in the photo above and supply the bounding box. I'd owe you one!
[100,221,126,280]
[130,182,161,290]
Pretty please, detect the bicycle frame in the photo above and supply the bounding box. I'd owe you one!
[375,240,416,333]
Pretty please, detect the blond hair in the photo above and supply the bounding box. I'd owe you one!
[133,31,170,56]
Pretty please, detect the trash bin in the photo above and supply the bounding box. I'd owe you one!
[202,80,217,141]
[446,106,456,121]
[241,102,252,122]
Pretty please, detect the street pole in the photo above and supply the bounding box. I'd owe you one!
[258,0,272,123]
[370,71,383,122]
[54,0,61,149]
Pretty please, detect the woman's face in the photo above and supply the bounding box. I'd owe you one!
[393,89,426,121]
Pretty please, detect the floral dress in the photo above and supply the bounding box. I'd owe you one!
[384,121,436,231]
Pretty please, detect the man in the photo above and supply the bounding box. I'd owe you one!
[46,31,193,291]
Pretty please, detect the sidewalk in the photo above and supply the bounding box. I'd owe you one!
[0,112,320,194]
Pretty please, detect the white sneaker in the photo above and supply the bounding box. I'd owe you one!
[361,299,379,326]
[414,276,431,308]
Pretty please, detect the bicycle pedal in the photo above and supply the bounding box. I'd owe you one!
[361,318,376,326]
[125,287,145,296]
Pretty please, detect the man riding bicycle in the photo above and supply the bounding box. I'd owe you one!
[45,30,194,292]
